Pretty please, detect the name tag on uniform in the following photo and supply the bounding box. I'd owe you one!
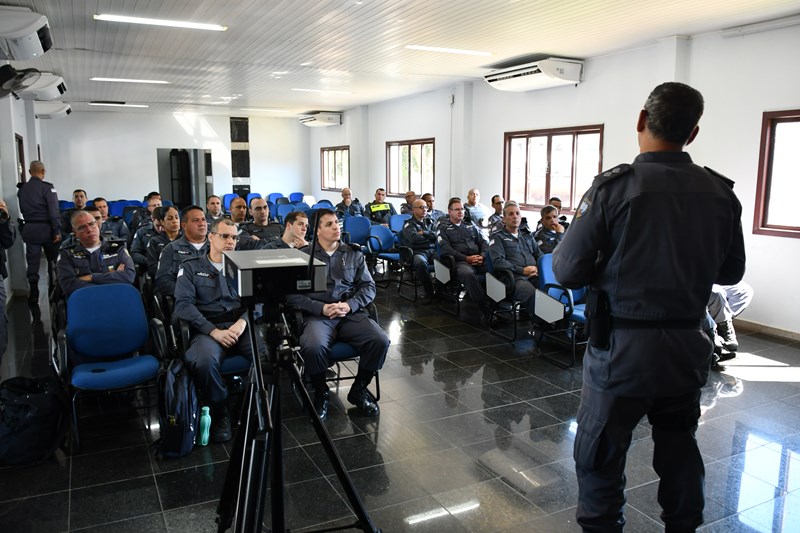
[196,272,211,278]
[177,250,191,255]
[102,254,117,260]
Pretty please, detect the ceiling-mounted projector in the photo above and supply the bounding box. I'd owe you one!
[34,101,72,118]
[19,73,67,101]
[299,112,342,127]
[0,6,53,60]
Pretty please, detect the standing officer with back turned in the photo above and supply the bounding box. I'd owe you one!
[552,82,746,532]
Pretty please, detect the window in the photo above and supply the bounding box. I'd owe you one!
[386,138,434,196]
[321,146,350,190]
[754,109,800,238]
[503,125,603,211]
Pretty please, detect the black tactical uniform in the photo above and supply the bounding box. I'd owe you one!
[438,219,491,312]
[17,177,60,295]
[56,238,135,297]
[488,227,543,318]
[101,216,130,242]
[552,153,746,532]
[155,235,209,296]
[145,233,181,278]
[240,221,282,243]
[130,222,159,267]
[400,216,437,299]
[335,200,365,217]
[533,227,564,254]
[363,201,396,225]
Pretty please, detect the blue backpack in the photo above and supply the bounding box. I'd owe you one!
[156,359,199,458]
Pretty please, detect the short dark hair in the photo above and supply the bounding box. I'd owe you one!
[643,82,704,145]
[154,205,178,221]
[313,208,337,229]
[548,196,561,204]
[375,188,386,193]
[284,211,308,226]
[447,197,462,210]
[85,205,100,214]
[93,197,107,205]
[540,205,558,218]
[73,189,86,196]
[421,193,433,201]
[145,191,162,201]
[180,205,205,224]
[249,196,265,209]
[207,195,220,202]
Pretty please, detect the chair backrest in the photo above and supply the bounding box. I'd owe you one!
[315,199,334,207]
[222,193,239,213]
[276,203,295,224]
[294,202,310,211]
[109,201,126,218]
[122,205,140,227]
[66,284,148,359]
[368,225,396,253]
[342,216,371,247]
[289,192,304,203]
[58,200,74,212]
[389,214,411,234]
[267,192,284,203]
[275,197,290,205]
[246,192,262,206]
[537,254,587,304]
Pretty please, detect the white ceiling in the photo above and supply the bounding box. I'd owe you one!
[4,0,799,116]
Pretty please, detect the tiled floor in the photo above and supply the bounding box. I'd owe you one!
[2,282,800,532]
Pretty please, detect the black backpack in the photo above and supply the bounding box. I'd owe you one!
[156,359,199,458]
[0,377,69,466]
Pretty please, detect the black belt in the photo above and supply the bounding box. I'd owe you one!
[208,307,246,325]
[610,317,702,330]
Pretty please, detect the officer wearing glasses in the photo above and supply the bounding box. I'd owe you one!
[56,210,135,297]
[174,218,262,443]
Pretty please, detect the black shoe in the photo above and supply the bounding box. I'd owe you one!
[716,319,739,352]
[347,382,379,416]
[211,408,232,443]
[27,289,39,306]
[313,386,330,421]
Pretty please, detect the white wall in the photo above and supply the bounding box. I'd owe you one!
[248,116,309,197]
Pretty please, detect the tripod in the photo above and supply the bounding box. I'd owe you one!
[216,299,381,533]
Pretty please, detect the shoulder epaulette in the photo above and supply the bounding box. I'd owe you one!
[704,166,735,190]
[593,164,632,187]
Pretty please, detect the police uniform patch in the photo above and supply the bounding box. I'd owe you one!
[177,267,184,277]
[575,198,591,219]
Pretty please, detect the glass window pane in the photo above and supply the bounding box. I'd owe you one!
[388,145,399,194]
[509,137,527,203]
[341,149,349,189]
[410,144,422,192]
[575,133,601,207]
[767,121,800,227]
[527,137,548,205]
[550,134,573,208]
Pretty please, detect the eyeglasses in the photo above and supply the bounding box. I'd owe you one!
[212,232,240,242]
[74,220,98,232]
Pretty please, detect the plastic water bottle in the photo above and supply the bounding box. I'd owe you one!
[198,406,211,446]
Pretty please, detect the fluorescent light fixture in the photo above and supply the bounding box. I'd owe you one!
[405,44,491,56]
[89,101,149,108]
[291,88,352,95]
[240,108,289,113]
[90,77,169,84]
[721,14,800,37]
[93,14,227,31]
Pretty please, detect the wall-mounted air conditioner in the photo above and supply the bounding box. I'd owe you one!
[299,112,342,127]
[0,6,52,60]
[484,58,583,92]
[19,73,67,101]
[34,101,71,118]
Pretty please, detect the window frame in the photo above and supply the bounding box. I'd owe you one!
[320,145,351,192]
[753,109,800,239]
[385,138,435,197]
[503,124,604,213]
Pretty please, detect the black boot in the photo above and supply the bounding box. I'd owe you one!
[210,403,232,443]
[310,372,330,421]
[716,319,739,352]
[347,371,379,416]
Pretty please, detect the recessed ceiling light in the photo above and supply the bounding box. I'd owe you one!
[272,71,289,75]
[89,101,149,108]
[300,62,313,67]
[90,77,169,84]
[405,44,491,56]
[291,88,352,95]
[240,108,290,113]
[93,14,227,31]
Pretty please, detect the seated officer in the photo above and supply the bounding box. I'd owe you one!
[438,197,494,323]
[155,206,209,297]
[174,218,261,443]
[399,191,416,215]
[205,195,225,227]
[229,197,248,230]
[56,210,135,297]
[534,205,565,254]
[286,209,389,420]
[240,197,282,243]
[400,199,436,303]
[421,193,446,224]
[238,210,308,251]
[335,187,364,217]
[94,197,130,242]
[488,201,543,321]
[363,188,397,225]
[59,189,89,241]
[487,195,504,232]
[130,212,161,270]
[146,206,182,278]
[128,192,162,243]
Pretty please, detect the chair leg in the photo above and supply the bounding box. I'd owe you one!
[71,391,81,452]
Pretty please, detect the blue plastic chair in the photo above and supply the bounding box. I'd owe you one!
[342,216,371,248]
[54,284,162,450]
[222,193,239,213]
[276,204,295,224]
[58,200,74,212]
[315,199,334,208]
[267,192,284,204]
[367,225,403,287]
[289,192,304,203]
[246,192,262,207]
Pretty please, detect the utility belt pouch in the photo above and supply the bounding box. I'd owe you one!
[585,289,611,350]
